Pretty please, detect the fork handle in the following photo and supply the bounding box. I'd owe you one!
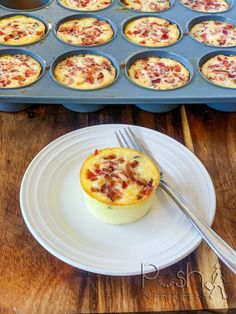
[160,179,236,274]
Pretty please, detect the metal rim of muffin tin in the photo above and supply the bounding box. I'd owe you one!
[57,0,115,12]
[198,50,236,89]
[178,0,234,14]
[0,13,52,47]
[124,50,194,91]
[0,0,53,12]
[186,15,236,48]
[118,0,176,13]
[54,13,117,47]
[50,49,121,91]
[0,48,46,89]
[121,15,183,48]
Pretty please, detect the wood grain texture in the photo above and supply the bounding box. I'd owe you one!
[0,104,235,314]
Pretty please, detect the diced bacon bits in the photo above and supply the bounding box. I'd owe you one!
[0,16,46,46]
[0,54,42,88]
[85,151,156,202]
[57,18,114,46]
[124,17,180,47]
[201,54,236,88]
[180,0,230,12]
[121,0,170,12]
[128,56,190,90]
[190,21,236,47]
[59,0,112,11]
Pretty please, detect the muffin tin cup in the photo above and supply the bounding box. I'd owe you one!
[187,15,236,48]
[0,103,32,112]
[50,49,121,91]
[119,0,175,13]
[54,14,117,47]
[198,50,236,89]
[121,15,183,49]
[0,0,53,11]
[0,48,47,90]
[62,104,106,112]
[125,50,194,91]
[57,0,114,12]
[178,0,234,14]
[207,103,236,112]
[0,13,51,47]
[136,104,179,112]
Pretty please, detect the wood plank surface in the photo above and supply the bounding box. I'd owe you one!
[0,104,235,314]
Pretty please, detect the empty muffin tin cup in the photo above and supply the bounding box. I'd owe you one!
[178,0,233,14]
[50,49,120,91]
[121,15,183,48]
[125,50,194,91]
[119,0,175,13]
[187,15,236,48]
[198,50,236,89]
[0,0,53,11]
[0,13,51,46]
[57,0,114,12]
[54,14,117,47]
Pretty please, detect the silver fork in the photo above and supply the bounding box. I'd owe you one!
[115,127,236,274]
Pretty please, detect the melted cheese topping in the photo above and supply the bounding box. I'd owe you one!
[124,17,180,47]
[0,15,46,46]
[190,20,236,47]
[59,0,112,11]
[57,17,114,46]
[201,55,236,88]
[0,54,42,88]
[180,0,230,12]
[128,57,190,90]
[121,0,170,12]
[54,54,116,90]
[80,148,160,205]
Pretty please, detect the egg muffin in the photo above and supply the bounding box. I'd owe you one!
[128,56,190,90]
[59,0,112,11]
[124,17,180,47]
[57,17,114,46]
[190,20,236,47]
[53,54,116,90]
[180,0,230,12]
[121,0,170,12]
[0,54,42,88]
[0,15,46,46]
[80,147,160,224]
[201,54,236,88]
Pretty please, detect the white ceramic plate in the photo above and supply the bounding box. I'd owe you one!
[20,124,216,276]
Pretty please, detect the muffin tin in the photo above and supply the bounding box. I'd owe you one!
[0,0,236,112]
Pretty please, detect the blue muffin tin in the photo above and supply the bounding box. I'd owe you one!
[0,0,236,112]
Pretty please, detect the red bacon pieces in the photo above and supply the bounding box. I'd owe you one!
[86,169,97,181]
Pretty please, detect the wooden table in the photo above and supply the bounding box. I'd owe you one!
[0,104,235,314]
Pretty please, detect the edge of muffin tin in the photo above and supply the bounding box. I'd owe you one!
[0,48,46,89]
[118,0,176,13]
[54,13,117,47]
[0,13,51,47]
[186,15,236,48]
[198,50,236,89]
[124,50,194,91]
[178,0,234,14]
[121,15,183,48]
[50,49,121,91]
[57,0,115,12]
[0,0,53,12]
